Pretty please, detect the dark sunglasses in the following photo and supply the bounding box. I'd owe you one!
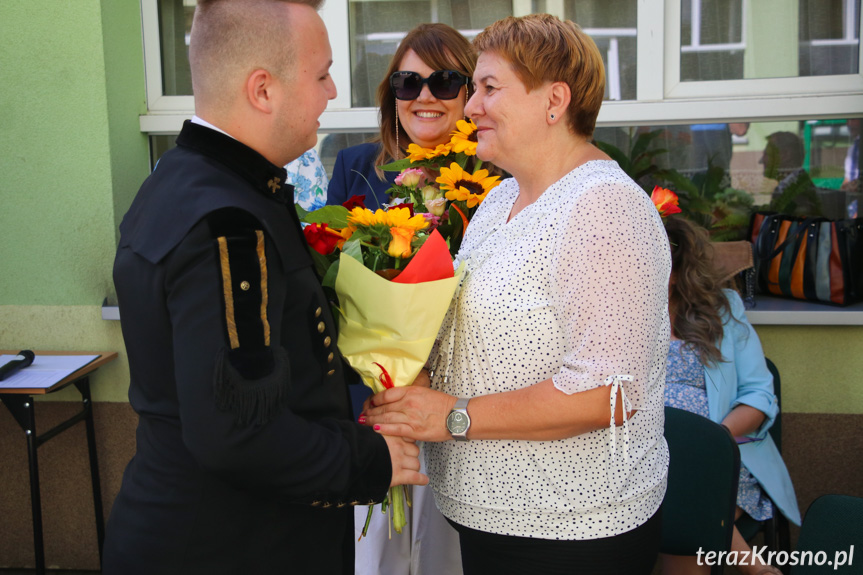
[389,70,469,101]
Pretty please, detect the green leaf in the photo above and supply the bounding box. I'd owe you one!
[321,258,340,289]
[295,204,309,221]
[342,237,364,263]
[301,205,350,228]
[631,130,663,160]
[380,158,415,172]
[308,247,335,279]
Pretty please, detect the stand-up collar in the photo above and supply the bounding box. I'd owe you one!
[176,120,293,204]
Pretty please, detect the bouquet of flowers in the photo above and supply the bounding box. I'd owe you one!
[297,120,502,538]
[299,200,463,538]
[379,119,501,256]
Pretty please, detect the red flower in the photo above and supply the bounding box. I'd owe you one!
[388,202,414,216]
[651,186,682,217]
[303,223,340,255]
[342,195,366,210]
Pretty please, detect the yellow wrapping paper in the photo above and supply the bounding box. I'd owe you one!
[335,253,464,394]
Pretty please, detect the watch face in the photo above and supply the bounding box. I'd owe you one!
[447,411,469,434]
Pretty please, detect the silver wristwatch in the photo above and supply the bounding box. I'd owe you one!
[446,397,471,441]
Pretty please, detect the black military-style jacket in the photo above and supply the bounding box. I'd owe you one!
[103,121,391,575]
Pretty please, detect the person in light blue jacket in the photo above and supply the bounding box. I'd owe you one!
[662,217,800,575]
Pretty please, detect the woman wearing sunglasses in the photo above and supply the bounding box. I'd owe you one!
[329,23,479,575]
[363,15,670,575]
[326,22,488,209]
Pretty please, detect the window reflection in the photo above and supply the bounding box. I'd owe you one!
[152,119,861,230]
[159,0,195,96]
[349,0,637,104]
[592,119,861,237]
[681,0,861,81]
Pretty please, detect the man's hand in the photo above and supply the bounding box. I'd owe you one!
[413,368,432,388]
[383,435,428,487]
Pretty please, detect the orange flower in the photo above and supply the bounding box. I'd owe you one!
[651,186,682,217]
[387,227,415,258]
[334,225,355,249]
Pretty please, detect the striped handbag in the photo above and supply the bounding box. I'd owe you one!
[749,212,863,306]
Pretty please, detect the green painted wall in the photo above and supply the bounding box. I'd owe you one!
[757,326,863,414]
[0,1,861,414]
[0,0,147,401]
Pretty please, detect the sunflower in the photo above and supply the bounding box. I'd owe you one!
[449,119,478,156]
[347,206,382,227]
[347,206,428,231]
[384,206,430,231]
[437,162,501,208]
[406,142,452,163]
[406,143,434,162]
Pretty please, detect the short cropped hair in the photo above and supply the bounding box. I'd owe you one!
[472,14,605,138]
[766,131,805,172]
[189,0,323,112]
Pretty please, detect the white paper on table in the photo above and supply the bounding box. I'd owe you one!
[0,354,99,389]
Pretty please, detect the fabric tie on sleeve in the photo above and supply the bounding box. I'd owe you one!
[606,374,634,460]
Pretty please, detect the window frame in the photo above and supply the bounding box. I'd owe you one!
[138,0,863,133]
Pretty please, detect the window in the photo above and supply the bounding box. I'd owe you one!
[140,0,863,137]
[665,0,863,102]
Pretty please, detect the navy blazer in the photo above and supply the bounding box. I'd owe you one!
[327,142,396,209]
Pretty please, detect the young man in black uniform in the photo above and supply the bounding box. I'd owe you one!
[103,1,425,573]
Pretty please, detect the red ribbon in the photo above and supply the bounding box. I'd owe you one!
[372,362,394,389]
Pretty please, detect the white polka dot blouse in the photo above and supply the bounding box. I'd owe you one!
[426,160,671,540]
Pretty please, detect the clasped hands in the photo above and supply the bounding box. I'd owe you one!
[361,369,457,487]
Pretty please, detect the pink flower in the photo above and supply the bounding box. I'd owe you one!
[395,168,425,189]
[421,213,441,227]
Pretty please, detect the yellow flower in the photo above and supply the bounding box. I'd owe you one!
[449,119,478,156]
[384,206,429,231]
[347,207,382,227]
[437,162,501,208]
[429,142,452,159]
[406,142,452,162]
[406,144,434,162]
[387,227,415,258]
[348,206,429,233]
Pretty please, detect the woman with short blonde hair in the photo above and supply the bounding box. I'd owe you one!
[365,13,670,575]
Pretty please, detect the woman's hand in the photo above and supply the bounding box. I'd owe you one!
[359,369,432,416]
[364,386,457,442]
[721,404,767,438]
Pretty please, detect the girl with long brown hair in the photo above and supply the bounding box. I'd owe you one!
[662,217,800,575]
